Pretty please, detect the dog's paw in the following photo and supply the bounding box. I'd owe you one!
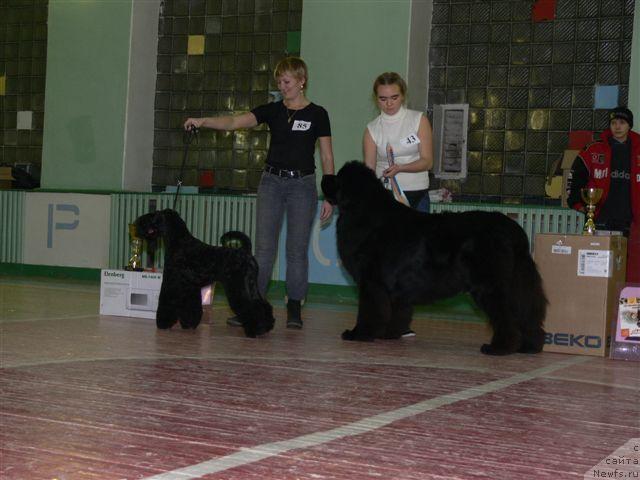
[480,343,513,355]
[341,329,374,342]
[178,318,200,329]
[243,323,272,338]
[156,320,174,329]
[253,325,272,337]
[341,329,356,341]
[516,344,544,354]
[380,332,403,340]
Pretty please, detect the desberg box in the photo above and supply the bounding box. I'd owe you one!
[99,269,213,320]
[534,233,627,357]
[100,269,163,319]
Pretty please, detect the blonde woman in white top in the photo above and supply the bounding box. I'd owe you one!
[363,72,434,212]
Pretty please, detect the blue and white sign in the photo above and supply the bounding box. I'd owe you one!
[594,85,619,109]
[24,192,111,268]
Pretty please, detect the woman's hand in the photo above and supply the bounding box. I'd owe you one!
[383,164,404,178]
[184,118,204,131]
[320,200,333,222]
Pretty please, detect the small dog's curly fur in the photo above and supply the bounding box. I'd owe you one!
[321,161,547,355]
[135,209,274,337]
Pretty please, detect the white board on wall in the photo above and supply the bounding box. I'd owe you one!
[24,192,111,268]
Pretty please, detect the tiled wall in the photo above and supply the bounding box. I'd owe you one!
[427,0,635,204]
[153,0,303,192]
[2,0,635,202]
[0,0,48,170]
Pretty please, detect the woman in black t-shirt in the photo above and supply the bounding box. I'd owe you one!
[184,57,335,329]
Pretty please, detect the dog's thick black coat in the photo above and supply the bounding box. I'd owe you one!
[321,162,547,355]
[135,209,274,337]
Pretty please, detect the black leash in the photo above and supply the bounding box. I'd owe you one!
[173,126,199,210]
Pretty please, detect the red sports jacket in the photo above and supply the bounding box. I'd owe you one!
[571,129,640,224]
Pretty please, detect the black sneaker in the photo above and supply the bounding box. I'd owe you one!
[286,300,303,329]
[401,329,416,338]
[226,315,242,327]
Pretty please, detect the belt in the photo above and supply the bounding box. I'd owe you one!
[264,165,315,178]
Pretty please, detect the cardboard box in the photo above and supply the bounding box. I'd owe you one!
[545,149,579,207]
[100,269,163,319]
[0,166,14,189]
[99,269,213,320]
[534,234,627,356]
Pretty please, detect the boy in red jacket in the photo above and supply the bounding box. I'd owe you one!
[567,106,640,282]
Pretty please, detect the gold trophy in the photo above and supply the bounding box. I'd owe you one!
[581,187,603,235]
[125,223,144,271]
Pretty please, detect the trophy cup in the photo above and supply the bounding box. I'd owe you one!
[580,187,603,235]
[125,223,144,271]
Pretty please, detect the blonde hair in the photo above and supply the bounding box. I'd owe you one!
[372,72,407,102]
[274,57,308,91]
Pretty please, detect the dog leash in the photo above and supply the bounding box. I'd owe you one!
[173,126,199,210]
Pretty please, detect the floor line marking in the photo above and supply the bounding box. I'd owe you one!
[0,306,229,325]
[0,314,97,324]
[142,355,590,480]
[0,282,98,294]
[6,354,628,391]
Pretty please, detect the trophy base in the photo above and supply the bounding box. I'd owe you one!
[582,218,597,236]
[124,266,144,272]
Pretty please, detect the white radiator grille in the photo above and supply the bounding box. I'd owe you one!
[109,194,256,269]
[0,191,25,263]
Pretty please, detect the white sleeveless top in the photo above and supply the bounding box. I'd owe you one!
[366,106,429,191]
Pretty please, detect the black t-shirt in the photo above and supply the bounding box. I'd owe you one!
[251,101,331,171]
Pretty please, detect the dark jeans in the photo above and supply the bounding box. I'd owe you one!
[404,189,430,213]
[255,172,318,300]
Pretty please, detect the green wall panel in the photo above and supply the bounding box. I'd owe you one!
[300,0,411,171]
[41,0,132,190]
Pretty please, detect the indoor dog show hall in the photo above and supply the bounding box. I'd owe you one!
[1,0,639,479]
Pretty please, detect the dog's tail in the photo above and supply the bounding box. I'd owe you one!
[220,231,252,253]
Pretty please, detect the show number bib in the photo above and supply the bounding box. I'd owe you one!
[400,133,420,147]
[292,120,311,131]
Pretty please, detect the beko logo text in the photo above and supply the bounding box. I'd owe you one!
[544,332,601,348]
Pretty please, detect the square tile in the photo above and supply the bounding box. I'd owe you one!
[188,35,206,55]
[17,111,33,130]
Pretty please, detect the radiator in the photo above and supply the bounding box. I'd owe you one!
[431,203,585,251]
[0,188,586,269]
[109,193,257,269]
[0,190,25,263]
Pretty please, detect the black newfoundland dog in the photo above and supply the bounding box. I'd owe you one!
[321,162,547,355]
[135,209,274,338]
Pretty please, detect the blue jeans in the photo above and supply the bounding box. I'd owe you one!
[255,172,318,300]
[405,189,430,213]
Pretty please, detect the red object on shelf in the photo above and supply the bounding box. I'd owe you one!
[568,130,594,150]
[532,0,556,22]
[199,170,215,188]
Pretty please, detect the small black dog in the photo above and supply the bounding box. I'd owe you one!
[135,209,274,337]
[322,162,547,355]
